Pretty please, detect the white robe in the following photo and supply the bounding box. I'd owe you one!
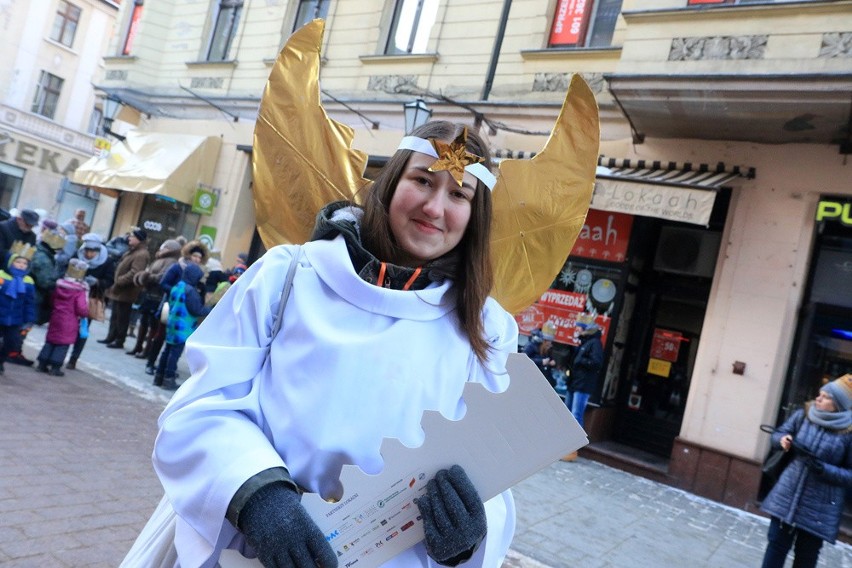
[153,236,519,568]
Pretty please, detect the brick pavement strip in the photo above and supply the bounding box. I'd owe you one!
[0,362,164,567]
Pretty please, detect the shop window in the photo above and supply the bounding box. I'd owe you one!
[121,0,144,56]
[56,180,97,228]
[548,0,623,49]
[31,71,64,119]
[50,1,81,48]
[293,0,331,32]
[384,0,439,55]
[206,0,244,61]
[0,162,25,213]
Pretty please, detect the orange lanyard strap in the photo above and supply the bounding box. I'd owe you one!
[375,263,422,290]
[402,267,422,291]
[377,262,387,288]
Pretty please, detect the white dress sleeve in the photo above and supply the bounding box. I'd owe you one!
[152,245,298,565]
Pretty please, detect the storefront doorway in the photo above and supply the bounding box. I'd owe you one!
[137,195,201,254]
[609,191,729,458]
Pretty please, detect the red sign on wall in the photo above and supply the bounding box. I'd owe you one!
[548,0,594,46]
[650,328,684,362]
[515,288,611,347]
[570,209,633,262]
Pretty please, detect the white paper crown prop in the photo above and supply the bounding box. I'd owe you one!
[9,241,36,261]
[253,19,600,314]
[65,258,89,281]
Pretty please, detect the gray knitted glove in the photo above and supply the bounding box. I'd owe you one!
[238,482,338,568]
[415,465,486,566]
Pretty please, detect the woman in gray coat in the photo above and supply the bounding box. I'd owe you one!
[760,374,852,568]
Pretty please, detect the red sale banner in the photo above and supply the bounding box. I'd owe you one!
[548,0,593,46]
[516,290,611,347]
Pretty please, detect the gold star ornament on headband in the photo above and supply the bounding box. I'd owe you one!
[254,19,600,315]
[428,128,485,187]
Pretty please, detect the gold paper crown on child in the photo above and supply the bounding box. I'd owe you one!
[65,259,88,281]
[9,240,36,261]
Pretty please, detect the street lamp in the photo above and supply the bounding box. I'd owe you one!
[403,98,432,134]
[102,94,126,142]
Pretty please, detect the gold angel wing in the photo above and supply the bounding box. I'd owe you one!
[490,75,600,314]
[254,20,599,314]
[253,19,369,247]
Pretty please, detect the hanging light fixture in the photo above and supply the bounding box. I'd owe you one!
[101,94,126,141]
[403,98,432,134]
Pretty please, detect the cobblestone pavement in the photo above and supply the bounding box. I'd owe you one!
[3,323,851,567]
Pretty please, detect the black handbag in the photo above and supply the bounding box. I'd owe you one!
[761,444,792,481]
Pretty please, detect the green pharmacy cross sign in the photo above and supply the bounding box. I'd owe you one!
[192,186,217,215]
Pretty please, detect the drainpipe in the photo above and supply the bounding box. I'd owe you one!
[480,0,513,101]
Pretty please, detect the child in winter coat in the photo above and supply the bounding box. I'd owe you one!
[37,258,89,376]
[0,249,36,375]
[154,263,211,390]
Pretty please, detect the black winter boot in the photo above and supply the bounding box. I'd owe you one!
[153,374,164,387]
[160,375,178,391]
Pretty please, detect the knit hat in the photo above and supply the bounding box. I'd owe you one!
[159,239,181,252]
[822,374,852,412]
[81,232,104,249]
[132,228,148,241]
[41,219,58,231]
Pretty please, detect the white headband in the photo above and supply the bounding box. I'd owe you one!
[397,136,497,190]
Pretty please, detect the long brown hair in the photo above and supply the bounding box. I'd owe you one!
[358,121,495,363]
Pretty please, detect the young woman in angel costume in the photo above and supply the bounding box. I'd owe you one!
[150,122,520,568]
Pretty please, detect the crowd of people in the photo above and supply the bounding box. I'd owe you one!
[0,207,246,388]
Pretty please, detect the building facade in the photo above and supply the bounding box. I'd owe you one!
[0,0,119,233]
[84,0,851,532]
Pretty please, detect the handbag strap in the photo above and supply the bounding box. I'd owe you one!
[271,245,301,341]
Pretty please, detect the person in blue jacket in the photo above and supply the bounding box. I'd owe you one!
[154,262,211,391]
[760,374,852,568]
[0,250,36,375]
[566,320,604,430]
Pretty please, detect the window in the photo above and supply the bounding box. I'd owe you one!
[49,1,81,47]
[121,0,144,56]
[548,0,623,49]
[293,0,331,32]
[31,71,64,119]
[0,162,25,212]
[87,106,103,135]
[385,0,439,55]
[207,0,244,61]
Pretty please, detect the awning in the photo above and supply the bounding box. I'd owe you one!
[593,157,754,226]
[71,131,222,205]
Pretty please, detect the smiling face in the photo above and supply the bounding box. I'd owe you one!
[388,152,476,267]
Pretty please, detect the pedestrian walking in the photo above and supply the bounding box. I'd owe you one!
[99,228,149,349]
[67,233,115,370]
[153,263,211,391]
[129,239,182,358]
[36,258,89,376]
[0,246,36,375]
[760,374,852,568]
